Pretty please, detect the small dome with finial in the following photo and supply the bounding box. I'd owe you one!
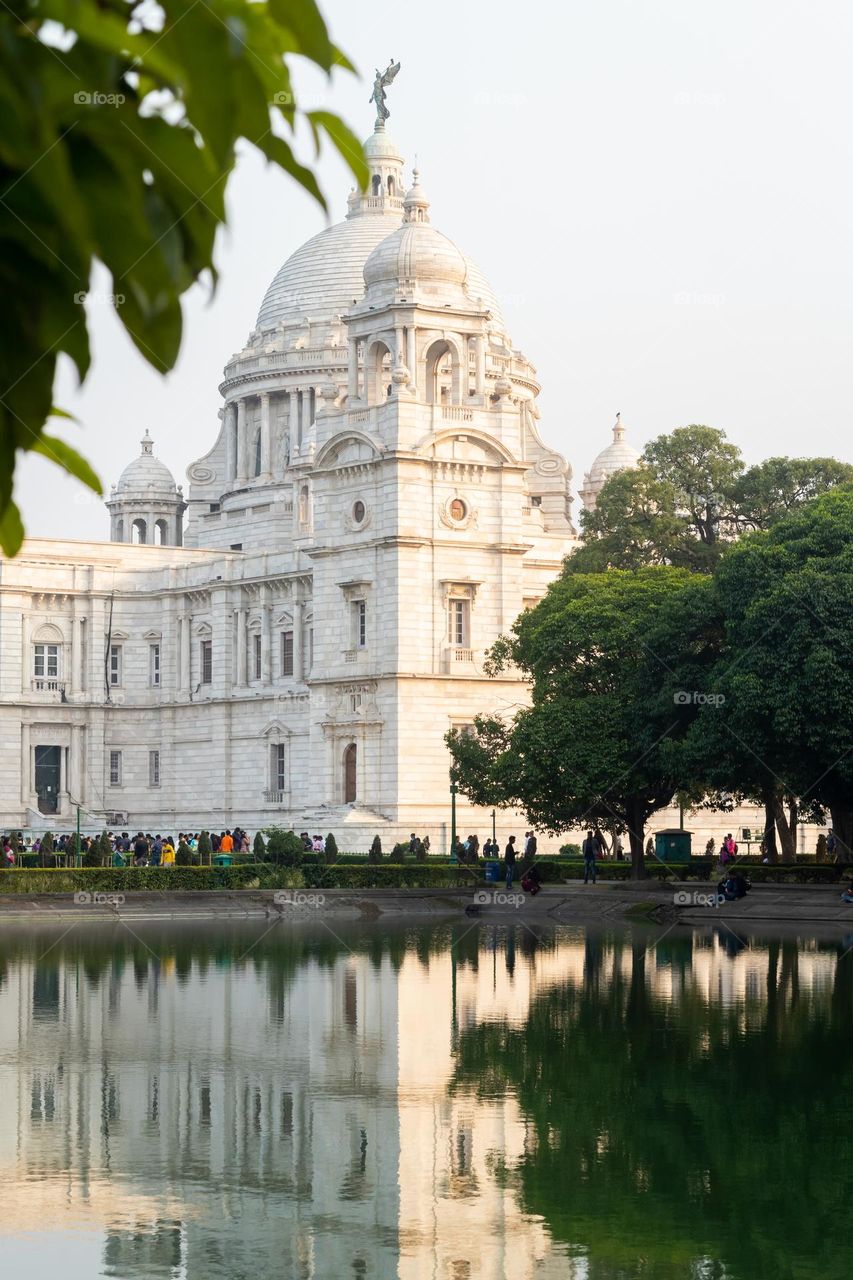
[579,414,642,511]
[114,432,180,499]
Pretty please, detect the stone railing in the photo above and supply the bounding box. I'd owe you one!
[31,678,65,695]
[263,789,285,805]
[441,405,474,422]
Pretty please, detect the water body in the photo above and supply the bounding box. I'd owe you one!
[0,918,849,1279]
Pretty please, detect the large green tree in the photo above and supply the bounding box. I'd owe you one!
[0,0,366,552]
[573,423,853,574]
[708,486,853,859]
[447,567,717,877]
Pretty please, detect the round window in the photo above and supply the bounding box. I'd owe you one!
[449,498,467,522]
[353,500,366,524]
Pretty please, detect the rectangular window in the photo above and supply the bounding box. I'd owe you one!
[273,743,286,792]
[34,644,60,680]
[149,749,160,787]
[149,643,161,687]
[109,644,122,687]
[354,599,367,649]
[253,633,262,681]
[109,750,122,786]
[200,640,212,685]
[449,599,469,647]
[281,630,294,677]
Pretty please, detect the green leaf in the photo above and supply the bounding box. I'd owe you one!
[0,499,25,556]
[33,435,102,493]
[307,109,368,189]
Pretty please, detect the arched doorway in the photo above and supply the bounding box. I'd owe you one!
[343,743,357,804]
[424,339,460,404]
[131,518,147,544]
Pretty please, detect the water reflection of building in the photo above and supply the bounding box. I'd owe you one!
[0,925,840,1278]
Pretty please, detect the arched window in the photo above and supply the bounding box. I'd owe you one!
[343,743,357,804]
[132,518,147,544]
[372,174,381,196]
[387,175,395,195]
[114,518,124,543]
[424,339,459,405]
[366,340,392,405]
[154,518,168,546]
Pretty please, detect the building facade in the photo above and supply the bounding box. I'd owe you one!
[0,119,580,846]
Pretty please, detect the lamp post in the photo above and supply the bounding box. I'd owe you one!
[450,781,458,862]
[491,807,496,844]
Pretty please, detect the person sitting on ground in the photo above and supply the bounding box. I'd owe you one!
[521,862,542,895]
[719,870,750,901]
[840,882,853,904]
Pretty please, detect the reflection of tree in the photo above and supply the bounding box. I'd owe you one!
[453,931,853,1280]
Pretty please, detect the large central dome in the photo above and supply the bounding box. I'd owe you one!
[255,124,504,331]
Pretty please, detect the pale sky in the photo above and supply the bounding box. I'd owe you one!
[18,0,853,539]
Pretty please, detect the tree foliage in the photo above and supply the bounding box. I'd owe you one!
[573,424,853,573]
[449,568,718,876]
[0,0,367,552]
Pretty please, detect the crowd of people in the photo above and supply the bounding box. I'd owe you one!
[2,827,255,866]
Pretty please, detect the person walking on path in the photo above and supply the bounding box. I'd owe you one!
[582,830,597,885]
[504,835,517,888]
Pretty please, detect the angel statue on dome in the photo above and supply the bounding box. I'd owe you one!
[370,59,401,125]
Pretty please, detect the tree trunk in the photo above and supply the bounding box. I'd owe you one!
[626,800,646,879]
[774,793,797,863]
[761,784,779,862]
[829,806,853,863]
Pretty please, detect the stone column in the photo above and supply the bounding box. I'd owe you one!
[180,612,191,694]
[407,327,417,391]
[70,724,82,800]
[474,335,486,398]
[348,342,359,401]
[225,402,237,481]
[235,608,247,687]
[236,399,247,483]
[262,596,273,684]
[59,745,67,802]
[260,393,271,481]
[75,616,86,694]
[293,600,304,682]
[20,722,30,805]
[21,611,30,694]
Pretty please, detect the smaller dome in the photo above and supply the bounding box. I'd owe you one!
[115,431,179,498]
[364,126,403,163]
[587,415,641,483]
[363,170,468,301]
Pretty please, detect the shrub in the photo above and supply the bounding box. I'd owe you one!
[415,838,427,863]
[558,843,582,858]
[816,833,828,862]
[82,834,102,867]
[266,828,304,867]
[65,833,80,862]
[176,840,193,866]
[368,835,383,864]
[392,841,409,860]
[325,833,338,864]
[99,830,112,864]
[197,831,212,866]
[253,831,267,861]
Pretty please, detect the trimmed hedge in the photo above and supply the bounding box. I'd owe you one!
[301,865,485,889]
[0,866,264,894]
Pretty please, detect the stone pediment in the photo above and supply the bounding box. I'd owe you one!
[314,430,383,470]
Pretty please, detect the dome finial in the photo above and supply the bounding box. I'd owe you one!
[613,412,625,442]
[141,429,154,455]
[403,165,430,224]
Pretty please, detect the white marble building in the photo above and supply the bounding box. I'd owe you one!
[0,118,583,846]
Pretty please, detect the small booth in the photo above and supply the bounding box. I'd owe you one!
[654,828,693,861]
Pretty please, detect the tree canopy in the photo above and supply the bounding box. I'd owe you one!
[572,423,853,573]
[0,0,367,552]
[448,567,717,876]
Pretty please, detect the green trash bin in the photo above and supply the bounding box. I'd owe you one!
[214,854,232,867]
[654,829,692,862]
